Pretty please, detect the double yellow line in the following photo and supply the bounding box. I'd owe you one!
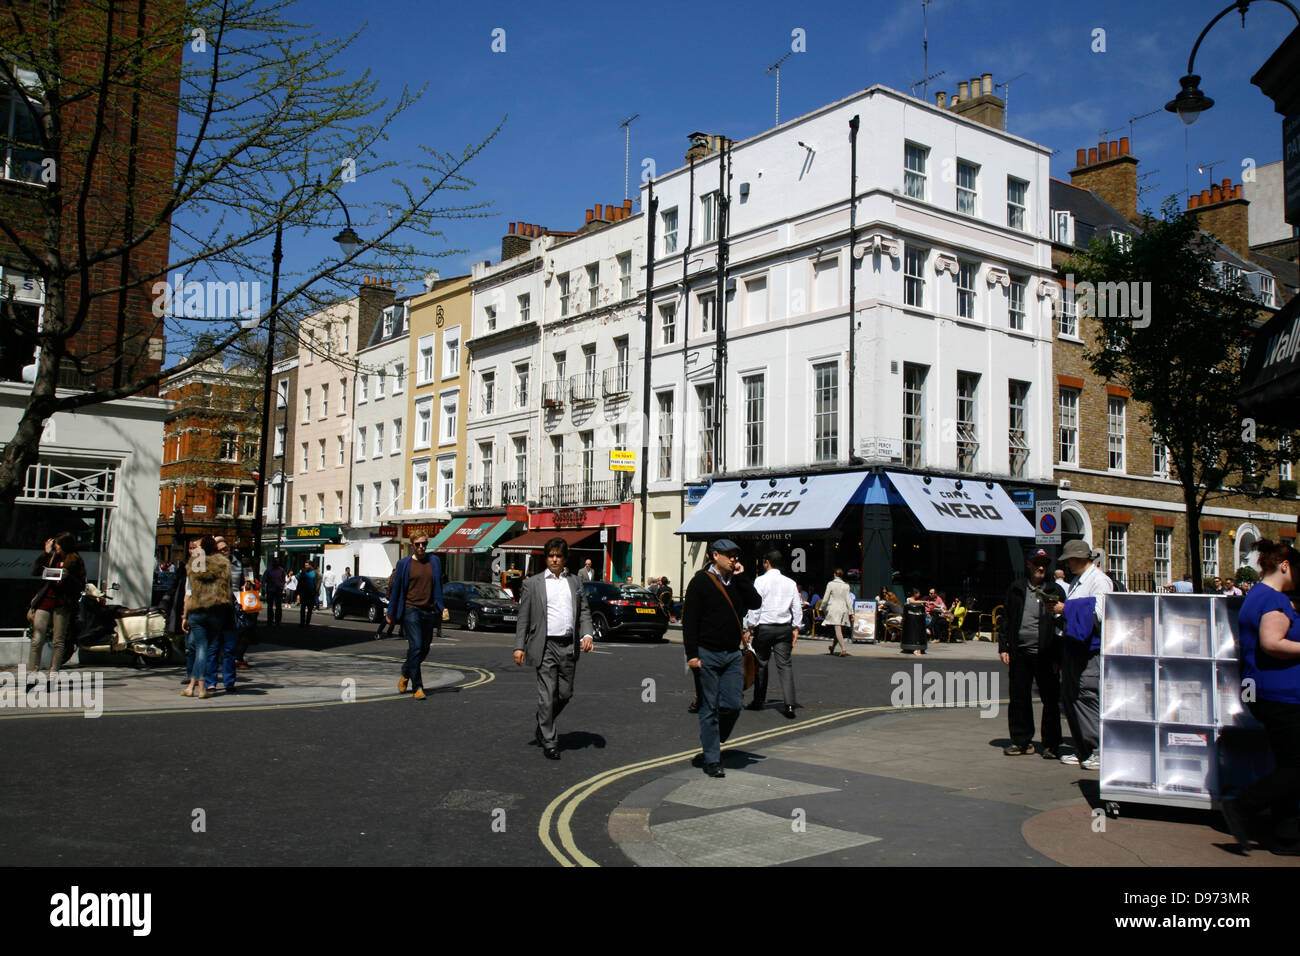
[539,705,891,867]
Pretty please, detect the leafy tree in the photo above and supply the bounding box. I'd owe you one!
[1071,199,1295,591]
[0,0,497,528]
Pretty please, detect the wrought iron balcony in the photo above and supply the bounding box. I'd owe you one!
[499,480,527,505]
[569,372,597,404]
[601,364,631,397]
[466,481,492,509]
[538,477,634,508]
[542,380,566,407]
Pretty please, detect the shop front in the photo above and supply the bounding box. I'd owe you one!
[425,515,515,582]
[273,523,344,575]
[677,469,1041,612]
[500,502,633,582]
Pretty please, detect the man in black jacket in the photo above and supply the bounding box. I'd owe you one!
[682,539,762,778]
[999,549,1067,758]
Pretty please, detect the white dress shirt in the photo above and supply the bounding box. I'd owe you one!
[544,569,574,636]
[746,568,802,629]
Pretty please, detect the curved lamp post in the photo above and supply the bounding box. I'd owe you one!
[250,181,360,574]
[1165,0,1300,125]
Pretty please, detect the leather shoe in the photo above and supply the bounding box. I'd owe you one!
[781,705,796,719]
[413,688,426,701]
[398,676,409,693]
[687,700,699,714]
[543,747,561,761]
[703,763,725,778]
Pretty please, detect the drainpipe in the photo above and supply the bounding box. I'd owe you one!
[712,141,731,476]
[679,159,696,591]
[848,115,859,464]
[639,184,658,586]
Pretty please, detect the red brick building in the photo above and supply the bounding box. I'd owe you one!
[156,359,262,563]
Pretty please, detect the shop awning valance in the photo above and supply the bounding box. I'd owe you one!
[885,472,1035,537]
[496,528,600,552]
[675,472,871,537]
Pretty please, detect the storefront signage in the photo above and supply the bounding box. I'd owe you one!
[677,473,869,536]
[506,505,528,522]
[403,522,443,540]
[554,508,587,528]
[1012,490,1034,510]
[377,524,399,537]
[609,450,637,472]
[885,472,1035,538]
[1285,111,1300,227]
[291,524,340,539]
[852,601,877,640]
[685,483,710,505]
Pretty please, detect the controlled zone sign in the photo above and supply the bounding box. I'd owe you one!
[1036,500,1062,546]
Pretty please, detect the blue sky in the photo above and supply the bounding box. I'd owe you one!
[202,0,1298,299]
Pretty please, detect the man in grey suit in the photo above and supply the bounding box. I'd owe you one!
[513,537,595,760]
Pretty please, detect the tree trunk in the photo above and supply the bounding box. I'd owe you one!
[1182,482,1203,593]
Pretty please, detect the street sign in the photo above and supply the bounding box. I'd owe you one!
[858,436,902,460]
[600,528,608,543]
[685,483,709,505]
[1036,500,1061,546]
[1012,490,1034,510]
[609,450,637,472]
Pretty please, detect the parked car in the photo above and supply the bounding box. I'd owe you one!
[331,576,390,622]
[443,581,520,631]
[582,582,669,642]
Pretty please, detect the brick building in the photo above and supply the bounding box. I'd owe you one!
[1050,138,1300,588]
[156,358,262,563]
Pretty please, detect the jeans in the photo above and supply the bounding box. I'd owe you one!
[401,605,440,690]
[697,647,743,765]
[185,609,224,684]
[325,586,335,607]
[206,608,237,688]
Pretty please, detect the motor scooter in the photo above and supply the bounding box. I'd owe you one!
[74,583,175,667]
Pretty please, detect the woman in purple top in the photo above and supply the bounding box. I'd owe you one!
[1222,539,1300,856]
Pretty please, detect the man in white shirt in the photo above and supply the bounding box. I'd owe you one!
[323,565,340,608]
[1054,538,1113,770]
[513,538,595,760]
[744,550,803,719]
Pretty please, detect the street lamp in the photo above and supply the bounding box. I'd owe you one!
[250,180,360,574]
[1165,0,1300,124]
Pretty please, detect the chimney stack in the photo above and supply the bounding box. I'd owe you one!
[1070,138,1140,224]
[1187,176,1251,258]
[945,69,1005,131]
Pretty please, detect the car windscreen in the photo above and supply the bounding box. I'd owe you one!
[467,584,512,600]
[617,587,658,600]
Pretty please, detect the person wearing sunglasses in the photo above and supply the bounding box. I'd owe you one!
[386,535,445,700]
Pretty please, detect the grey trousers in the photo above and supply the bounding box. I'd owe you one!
[28,606,72,672]
[536,638,578,747]
[1061,644,1101,757]
[751,624,796,707]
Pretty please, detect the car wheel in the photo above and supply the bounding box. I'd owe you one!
[465,610,480,631]
[332,603,344,620]
[366,604,380,623]
[592,613,609,642]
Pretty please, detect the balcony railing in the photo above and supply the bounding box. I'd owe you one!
[480,386,496,416]
[601,364,631,397]
[542,380,566,407]
[569,373,597,404]
[538,477,634,508]
[500,480,527,505]
[467,481,492,509]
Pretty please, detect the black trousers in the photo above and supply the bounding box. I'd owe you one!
[299,593,316,626]
[1238,698,1300,830]
[1007,648,1061,750]
[266,591,283,626]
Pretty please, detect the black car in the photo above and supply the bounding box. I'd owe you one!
[331,576,390,622]
[443,581,520,631]
[582,582,669,642]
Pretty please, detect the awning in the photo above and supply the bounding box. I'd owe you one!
[1238,295,1300,427]
[425,517,466,551]
[497,528,600,552]
[885,472,1035,537]
[433,516,518,554]
[675,472,870,537]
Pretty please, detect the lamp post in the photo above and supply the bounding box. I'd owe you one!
[1164,0,1300,126]
[250,181,361,574]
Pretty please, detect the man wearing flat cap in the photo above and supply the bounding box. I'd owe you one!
[999,549,1067,757]
[681,539,762,778]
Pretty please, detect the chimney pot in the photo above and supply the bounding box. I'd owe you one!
[981,72,992,95]
[1119,136,1130,156]
[969,78,980,97]
[1099,142,1109,161]
[508,222,517,235]
[1088,147,1098,165]
[1076,148,1087,167]
[1200,189,1212,205]
[623,199,632,212]
[1222,177,1231,193]
[1235,185,1243,199]
[936,91,947,107]
[1108,140,1119,160]
[1188,194,1199,209]
[604,204,615,220]
[957,80,969,99]
[585,209,594,224]
[1211,185,1223,203]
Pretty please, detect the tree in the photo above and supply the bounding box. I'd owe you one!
[0,0,497,529]
[1071,199,1296,591]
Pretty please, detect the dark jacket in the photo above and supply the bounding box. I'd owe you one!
[682,566,761,660]
[30,549,86,611]
[998,577,1066,655]
[388,553,444,621]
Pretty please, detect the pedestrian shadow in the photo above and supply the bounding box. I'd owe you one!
[687,749,768,770]
[557,731,606,751]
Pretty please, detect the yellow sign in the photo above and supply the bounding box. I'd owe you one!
[609,450,637,472]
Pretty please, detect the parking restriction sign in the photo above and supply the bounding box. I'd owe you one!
[1036,500,1061,546]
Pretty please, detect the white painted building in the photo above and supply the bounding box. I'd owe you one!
[347,299,410,577]
[465,204,643,579]
[641,81,1056,595]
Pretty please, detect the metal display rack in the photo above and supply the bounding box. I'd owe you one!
[1098,593,1273,817]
